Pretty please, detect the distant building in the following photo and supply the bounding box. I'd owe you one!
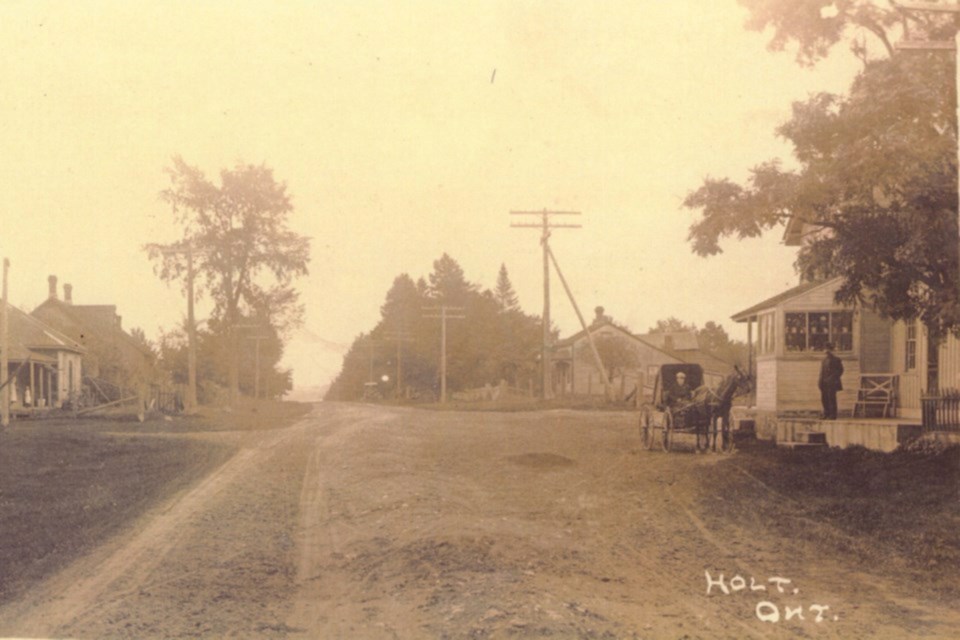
[552,307,732,401]
[2,300,84,410]
[32,276,154,392]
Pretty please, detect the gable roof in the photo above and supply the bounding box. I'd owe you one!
[730,278,843,322]
[637,330,700,352]
[2,302,84,363]
[554,319,640,349]
[32,298,152,358]
[555,320,732,375]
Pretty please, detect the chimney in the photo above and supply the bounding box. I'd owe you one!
[64,283,73,304]
[48,275,58,300]
[117,315,122,330]
[664,335,674,351]
[593,306,605,324]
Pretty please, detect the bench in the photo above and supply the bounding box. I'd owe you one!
[853,374,897,418]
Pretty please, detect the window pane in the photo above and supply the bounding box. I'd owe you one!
[809,312,830,351]
[830,312,853,352]
[785,313,806,352]
[905,321,917,371]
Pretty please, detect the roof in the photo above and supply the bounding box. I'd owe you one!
[554,319,639,348]
[666,347,732,375]
[637,330,700,352]
[1,302,84,364]
[730,278,842,322]
[555,319,732,374]
[32,298,152,358]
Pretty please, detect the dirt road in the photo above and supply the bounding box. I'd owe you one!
[0,403,956,639]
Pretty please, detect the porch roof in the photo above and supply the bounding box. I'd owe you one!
[730,279,840,323]
[2,301,85,363]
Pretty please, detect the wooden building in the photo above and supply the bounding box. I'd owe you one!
[2,301,84,410]
[734,217,960,419]
[552,308,732,401]
[31,276,154,391]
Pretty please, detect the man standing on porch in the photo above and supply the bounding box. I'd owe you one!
[819,343,844,420]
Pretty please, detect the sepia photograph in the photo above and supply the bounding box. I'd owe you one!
[0,1,958,638]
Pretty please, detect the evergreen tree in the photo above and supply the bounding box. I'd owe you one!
[495,263,520,311]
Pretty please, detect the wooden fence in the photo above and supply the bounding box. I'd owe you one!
[921,388,960,433]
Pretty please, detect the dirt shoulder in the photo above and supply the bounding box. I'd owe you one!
[0,400,310,609]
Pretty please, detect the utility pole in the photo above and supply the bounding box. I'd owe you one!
[149,240,206,410]
[245,335,270,399]
[894,0,960,395]
[236,323,271,400]
[511,209,581,399]
[1,258,9,427]
[424,305,465,403]
[384,328,413,400]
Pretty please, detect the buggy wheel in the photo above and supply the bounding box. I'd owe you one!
[718,414,735,453]
[640,406,656,451]
[660,410,674,452]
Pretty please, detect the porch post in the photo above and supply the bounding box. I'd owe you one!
[30,361,35,406]
[747,318,754,378]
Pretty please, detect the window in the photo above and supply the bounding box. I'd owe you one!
[785,313,807,352]
[905,321,917,371]
[784,311,853,353]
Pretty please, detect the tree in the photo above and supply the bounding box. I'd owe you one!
[494,263,520,311]
[326,253,543,401]
[428,253,476,304]
[647,317,698,334]
[146,157,310,402]
[578,335,639,399]
[685,4,959,392]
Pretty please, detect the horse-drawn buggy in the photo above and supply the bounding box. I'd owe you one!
[639,363,752,453]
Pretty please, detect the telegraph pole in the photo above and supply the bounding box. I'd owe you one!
[245,335,270,399]
[236,323,271,400]
[149,241,205,410]
[384,328,413,400]
[424,305,465,403]
[1,258,9,427]
[511,210,581,399]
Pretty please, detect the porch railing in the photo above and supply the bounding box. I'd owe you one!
[921,388,960,433]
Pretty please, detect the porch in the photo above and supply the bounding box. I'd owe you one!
[774,416,923,453]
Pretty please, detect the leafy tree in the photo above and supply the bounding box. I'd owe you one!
[326,254,543,401]
[146,156,310,402]
[647,317,698,334]
[739,0,953,65]
[495,263,520,311]
[684,5,959,392]
[578,335,639,399]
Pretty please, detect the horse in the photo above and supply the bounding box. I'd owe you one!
[693,365,753,452]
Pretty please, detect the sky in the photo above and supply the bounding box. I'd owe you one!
[0,1,863,391]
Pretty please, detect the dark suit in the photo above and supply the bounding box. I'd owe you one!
[818,351,844,419]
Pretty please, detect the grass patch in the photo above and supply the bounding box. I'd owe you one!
[0,400,311,605]
[700,442,960,601]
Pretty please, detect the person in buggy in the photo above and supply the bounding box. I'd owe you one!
[665,371,694,407]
